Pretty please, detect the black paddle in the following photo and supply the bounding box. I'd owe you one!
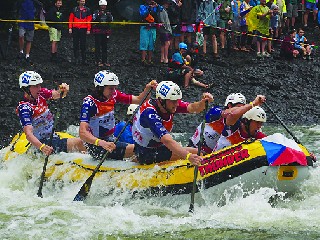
[37,91,63,198]
[73,88,153,201]
[189,100,208,213]
[264,102,301,144]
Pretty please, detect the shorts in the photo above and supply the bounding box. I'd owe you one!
[255,30,270,42]
[135,144,172,165]
[181,23,194,33]
[49,27,62,42]
[87,141,128,160]
[159,33,172,45]
[172,25,181,36]
[287,4,299,17]
[305,1,318,10]
[41,135,68,153]
[140,26,156,51]
[218,19,228,30]
[202,26,219,36]
[19,27,34,42]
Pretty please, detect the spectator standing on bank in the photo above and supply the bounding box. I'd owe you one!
[303,0,318,28]
[239,0,253,51]
[167,0,182,51]
[92,0,113,67]
[158,0,172,64]
[16,0,43,64]
[197,0,220,59]
[139,0,162,65]
[286,0,298,29]
[180,0,197,45]
[218,0,234,49]
[46,0,64,62]
[68,0,92,65]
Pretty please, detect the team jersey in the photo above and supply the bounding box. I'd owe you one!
[80,90,132,140]
[190,106,225,153]
[214,121,266,151]
[132,99,189,148]
[16,88,54,140]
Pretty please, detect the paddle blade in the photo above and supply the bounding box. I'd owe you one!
[73,176,94,201]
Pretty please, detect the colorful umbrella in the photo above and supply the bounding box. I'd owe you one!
[261,133,307,166]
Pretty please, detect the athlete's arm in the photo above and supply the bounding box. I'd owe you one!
[131,80,157,104]
[187,92,214,113]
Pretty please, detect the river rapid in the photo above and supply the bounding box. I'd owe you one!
[0,125,319,240]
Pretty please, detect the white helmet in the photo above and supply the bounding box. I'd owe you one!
[243,106,267,122]
[156,81,182,100]
[19,71,43,88]
[224,93,246,106]
[94,70,119,87]
[99,0,108,6]
[127,104,139,115]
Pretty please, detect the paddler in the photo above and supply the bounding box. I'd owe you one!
[132,81,214,165]
[17,71,86,156]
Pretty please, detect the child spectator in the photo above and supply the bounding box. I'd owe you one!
[46,0,64,62]
[68,0,92,65]
[294,28,313,60]
[92,0,113,67]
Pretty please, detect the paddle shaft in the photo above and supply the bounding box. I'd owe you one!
[264,102,301,144]
[189,100,208,213]
[73,88,153,201]
[37,92,63,198]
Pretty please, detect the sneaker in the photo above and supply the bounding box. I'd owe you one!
[262,52,271,58]
[257,52,262,58]
[213,53,220,59]
[148,60,154,66]
[18,52,24,59]
[25,57,33,65]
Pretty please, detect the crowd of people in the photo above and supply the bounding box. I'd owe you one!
[14,0,317,66]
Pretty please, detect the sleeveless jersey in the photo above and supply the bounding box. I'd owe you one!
[17,91,54,140]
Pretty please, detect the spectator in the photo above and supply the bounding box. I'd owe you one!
[139,0,162,65]
[46,0,64,62]
[180,0,197,45]
[280,28,299,59]
[168,42,209,88]
[92,0,113,67]
[185,42,205,82]
[114,104,139,144]
[218,0,234,49]
[158,0,172,64]
[268,4,279,53]
[294,28,313,60]
[167,0,182,51]
[239,0,253,51]
[68,0,92,65]
[197,0,220,58]
[286,0,298,29]
[16,0,43,64]
[303,0,318,28]
[255,0,273,58]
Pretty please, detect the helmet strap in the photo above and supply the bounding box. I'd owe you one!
[22,87,35,101]
[158,98,170,113]
[243,119,252,138]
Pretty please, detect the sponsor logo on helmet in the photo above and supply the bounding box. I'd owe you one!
[159,84,170,97]
[95,72,104,84]
[21,73,31,85]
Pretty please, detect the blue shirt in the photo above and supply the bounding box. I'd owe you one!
[114,121,134,144]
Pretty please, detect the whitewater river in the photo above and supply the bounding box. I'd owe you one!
[0,125,319,239]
